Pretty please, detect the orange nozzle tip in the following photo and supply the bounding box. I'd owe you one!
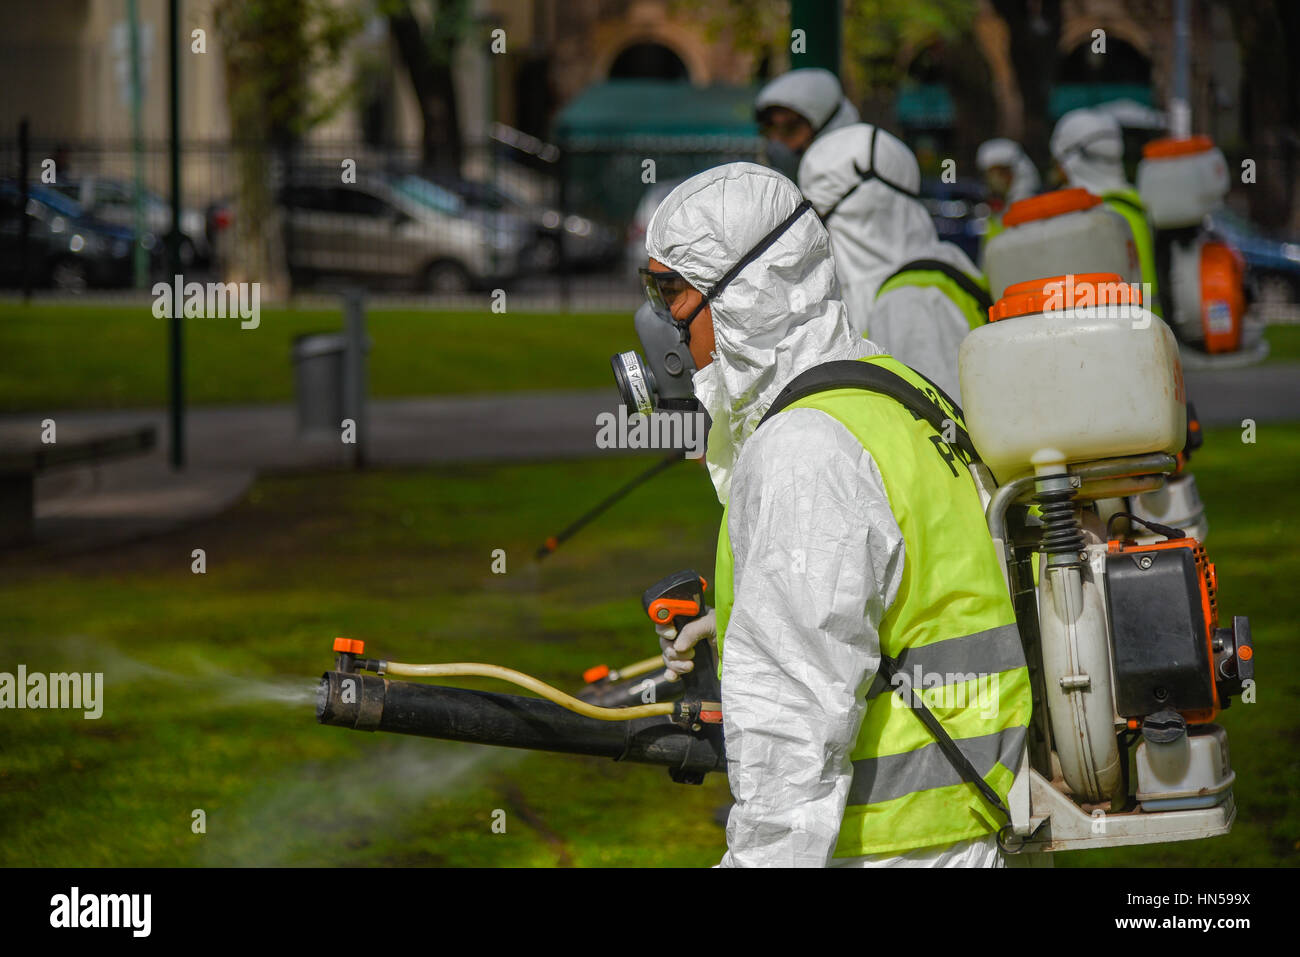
[545,537,558,551]
[1238,646,1253,662]
[1127,718,1140,730]
[583,664,611,684]
[333,637,365,655]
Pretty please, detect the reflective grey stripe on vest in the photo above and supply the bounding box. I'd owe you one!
[847,725,1027,807]
[864,623,1024,700]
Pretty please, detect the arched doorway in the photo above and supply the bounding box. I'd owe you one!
[1059,36,1152,86]
[608,42,689,82]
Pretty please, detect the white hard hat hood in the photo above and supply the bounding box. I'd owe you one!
[1051,108,1128,196]
[798,124,978,331]
[976,137,1041,203]
[645,162,874,502]
[755,68,859,134]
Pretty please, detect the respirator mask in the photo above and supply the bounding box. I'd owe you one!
[610,301,700,416]
[613,198,814,415]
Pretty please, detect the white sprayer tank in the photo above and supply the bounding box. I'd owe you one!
[1136,136,1229,229]
[984,189,1140,301]
[959,273,1187,481]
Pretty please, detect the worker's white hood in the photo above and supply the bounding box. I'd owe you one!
[976,137,1041,203]
[755,68,860,134]
[798,124,978,334]
[1051,107,1129,196]
[645,162,876,504]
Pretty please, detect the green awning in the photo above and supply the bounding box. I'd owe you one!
[896,82,1157,129]
[553,80,761,143]
[1050,84,1154,119]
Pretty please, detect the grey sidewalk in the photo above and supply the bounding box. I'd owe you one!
[4,361,1299,553]
[3,389,632,553]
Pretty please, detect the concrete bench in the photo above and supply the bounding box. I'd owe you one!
[0,424,157,546]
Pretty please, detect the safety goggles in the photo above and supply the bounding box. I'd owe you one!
[758,114,809,140]
[817,125,920,223]
[641,198,815,344]
[639,267,695,315]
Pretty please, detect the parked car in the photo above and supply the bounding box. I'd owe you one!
[49,175,210,267]
[277,171,529,293]
[0,180,142,291]
[427,174,620,273]
[1208,207,1300,303]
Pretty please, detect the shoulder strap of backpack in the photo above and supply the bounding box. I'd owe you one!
[757,359,981,464]
[1103,192,1145,217]
[878,258,993,316]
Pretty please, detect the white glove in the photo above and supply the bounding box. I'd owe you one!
[656,607,717,682]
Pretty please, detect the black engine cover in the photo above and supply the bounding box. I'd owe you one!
[1105,546,1214,717]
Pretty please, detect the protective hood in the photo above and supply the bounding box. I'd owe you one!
[755,68,860,136]
[645,162,877,504]
[798,123,979,335]
[975,137,1041,203]
[1051,108,1129,196]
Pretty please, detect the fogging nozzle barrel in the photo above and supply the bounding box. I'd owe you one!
[316,671,725,778]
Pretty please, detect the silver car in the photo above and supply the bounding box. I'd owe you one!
[280,172,529,293]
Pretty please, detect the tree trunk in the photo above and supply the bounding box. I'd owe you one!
[388,2,463,177]
[990,0,1063,172]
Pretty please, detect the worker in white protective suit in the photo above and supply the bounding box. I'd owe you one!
[1050,107,1162,317]
[975,138,1041,248]
[642,162,1031,868]
[754,68,860,179]
[798,123,991,403]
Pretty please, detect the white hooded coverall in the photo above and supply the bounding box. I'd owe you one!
[798,124,983,404]
[1050,108,1130,197]
[975,138,1042,205]
[645,162,1002,868]
[754,68,860,140]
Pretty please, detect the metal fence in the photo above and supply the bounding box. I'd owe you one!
[0,131,761,311]
[4,128,1295,312]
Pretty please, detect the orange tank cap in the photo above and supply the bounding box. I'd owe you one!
[1002,188,1101,227]
[333,637,365,655]
[1142,135,1215,160]
[989,272,1142,322]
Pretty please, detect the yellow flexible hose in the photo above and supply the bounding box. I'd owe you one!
[609,655,664,681]
[383,661,675,721]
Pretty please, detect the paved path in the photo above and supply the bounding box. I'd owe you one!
[3,361,1298,553]
[1,389,634,553]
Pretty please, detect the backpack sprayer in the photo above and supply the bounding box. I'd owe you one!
[316,267,1255,855]
[1137,136,1253,358]
[961,272,1252,852]
[985,188,1209,541]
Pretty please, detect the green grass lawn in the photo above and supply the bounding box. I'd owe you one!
[1,426,1298,866]
[3,301,1298,414]
[1264,322,1300,363]
[0,301,637,412]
